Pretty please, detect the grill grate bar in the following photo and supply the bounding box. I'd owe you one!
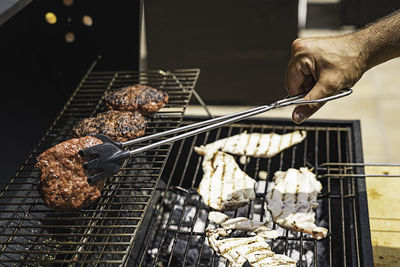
[337,128,347,267]
[325,128,333,267]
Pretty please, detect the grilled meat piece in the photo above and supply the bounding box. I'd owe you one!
[206,228,295,267]
[73,110,147,142]
[105,84,169,115]
[250,254,296,267]
[208,211,279,239]
[195,130,306,158]
[35,136,105,211]
[266,168,328,240]
[195,150,256,211]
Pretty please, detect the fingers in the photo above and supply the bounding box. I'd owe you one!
[292,80,335,124]
[285,58,305,97]
[285,55,317,95]
[292,99,325,124]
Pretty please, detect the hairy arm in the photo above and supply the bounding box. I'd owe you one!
[357,11,400,70]
[286,11,400,124]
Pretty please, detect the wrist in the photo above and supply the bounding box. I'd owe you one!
[353,14,400,71]
[347,30,371,73]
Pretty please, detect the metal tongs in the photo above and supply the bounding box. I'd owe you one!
[82,88,353,183]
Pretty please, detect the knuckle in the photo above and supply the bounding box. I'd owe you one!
[291,38,307,52]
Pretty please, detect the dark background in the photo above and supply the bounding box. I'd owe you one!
[145,0,297,105]
[0,0,140,185]
[0,0,400,185]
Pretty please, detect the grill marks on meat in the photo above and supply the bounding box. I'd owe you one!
[206,212,294,266]
[208,211,279,239]
[105,84,169,115]
[206,228,295,267]
[266,168,328,240]
[73,110,147,142]
[74,84,168,140]
[195,130,306,158]
[35,85,168,211]
[195,150,256,211]
[35,136,105,211]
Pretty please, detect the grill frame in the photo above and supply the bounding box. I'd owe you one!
[137,116,373,267]
[0,62,200,266]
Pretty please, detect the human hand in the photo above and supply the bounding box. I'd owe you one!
[285,35,365,124]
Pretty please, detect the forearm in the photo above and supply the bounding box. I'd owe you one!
[354,11,400,71]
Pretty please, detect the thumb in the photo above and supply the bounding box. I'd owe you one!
[292,80,335,124]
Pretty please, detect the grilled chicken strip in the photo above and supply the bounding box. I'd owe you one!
[194,130,306,158]
[36,136,105,211]
[266,168,328,240]
[206,228,295,267]
[105,84,169,115]
[73,110,147,142]
[196,150,256,211]
[208,211,279,239]
[249,254,296,267]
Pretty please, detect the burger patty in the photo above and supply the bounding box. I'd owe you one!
[104,84,169,115]
[36,136,104,211]
[73,110,147,142]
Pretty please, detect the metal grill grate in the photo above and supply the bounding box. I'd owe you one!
[138,117,373,267]
[0,62,199,266]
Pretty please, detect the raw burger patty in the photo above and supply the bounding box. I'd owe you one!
[73,110,147,142]
[104,84,169,115]
[36,136,104,211]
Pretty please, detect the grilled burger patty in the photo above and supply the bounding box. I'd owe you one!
[105,84,169,115]
[73,110,147,142]
[36,136,104,211]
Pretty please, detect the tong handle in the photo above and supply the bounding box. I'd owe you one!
[274,88,353,107]
[127,88,352,156]
[121,105,266,146]
[122,88,352,147]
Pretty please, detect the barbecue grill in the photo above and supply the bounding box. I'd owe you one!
[0,61,374,266]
